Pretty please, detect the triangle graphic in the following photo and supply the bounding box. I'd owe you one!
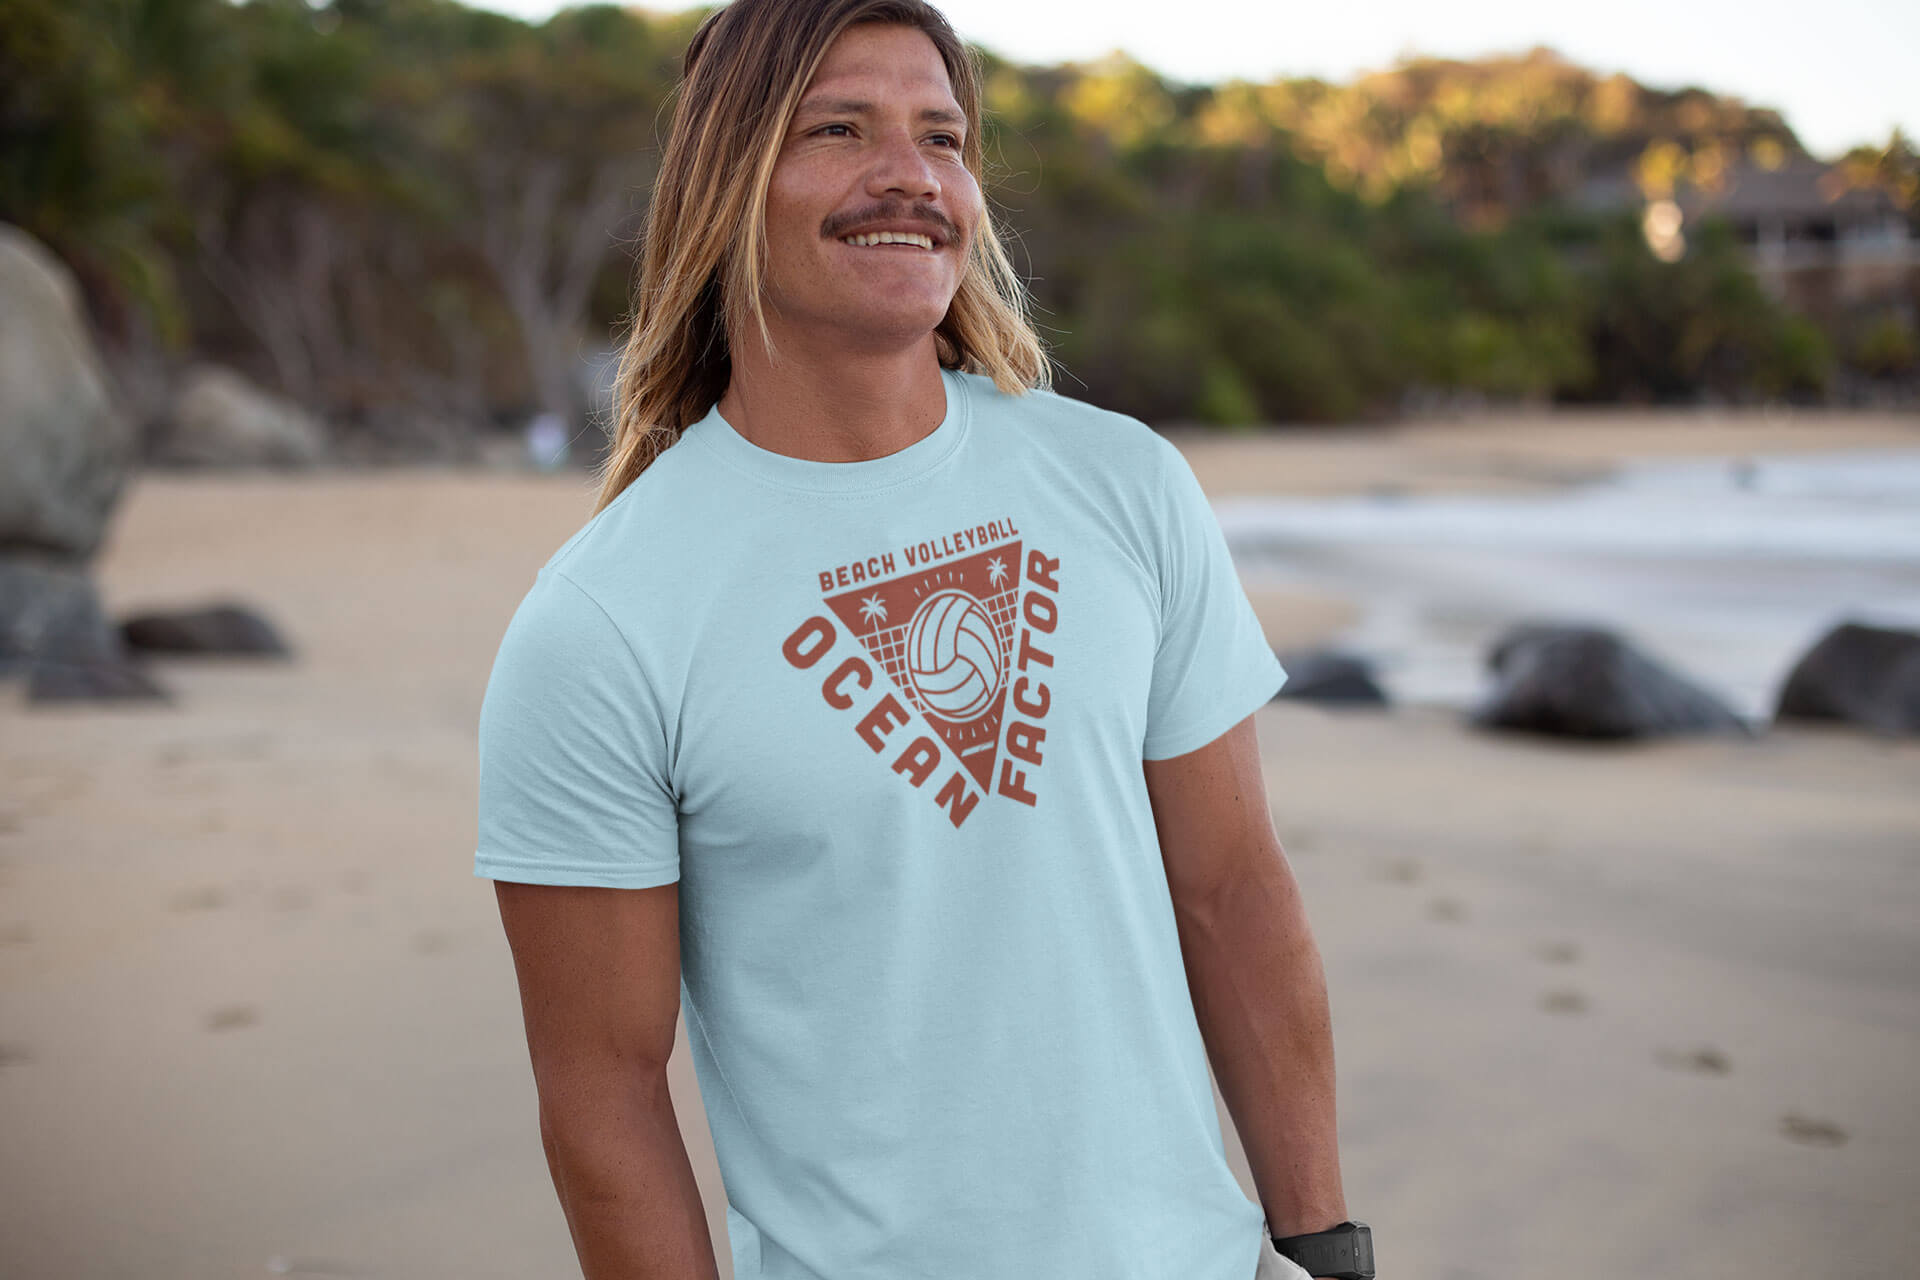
[825,540,1023,792]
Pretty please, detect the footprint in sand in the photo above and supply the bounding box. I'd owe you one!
[0,922,30,947]
[0,1043,32,1069]
[271,886,313,912]
[0,810,21,835]
[412,929,450,955]
[1655,1045,1732,1076]
[1535,940,1581,965]
[170,886,229,913]
[1540,987,1589,1015]
[1780,1112,1848,1147]
[1376,857,1423,884]
[205,1005,260,1032]
[266,1253,367,1276]
[1427,897,1467,922]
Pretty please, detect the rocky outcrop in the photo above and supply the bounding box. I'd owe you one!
[0,224,160,701]
[1472,623,1749,740]
[0,224,136,560]
[0,559,165,701]
[1275,649,1390,705]
[152,364,329,468]
[1775,621,1920,736]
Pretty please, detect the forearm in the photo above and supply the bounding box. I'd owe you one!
[540,1069,721,1280]
[1171,847,1347,1240]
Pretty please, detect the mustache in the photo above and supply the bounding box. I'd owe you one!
[819,200,962,246]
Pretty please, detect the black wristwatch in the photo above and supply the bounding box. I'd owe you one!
[1271,1219,1374,1279]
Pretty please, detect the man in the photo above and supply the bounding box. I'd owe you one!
[474,2,1368,1278]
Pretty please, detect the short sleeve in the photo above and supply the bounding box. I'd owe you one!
[1141,439,1288,760]
[473,568,680,888]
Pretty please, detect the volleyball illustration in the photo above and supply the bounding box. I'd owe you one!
[904,588,1004,720]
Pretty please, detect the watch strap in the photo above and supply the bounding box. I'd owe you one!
[1271,1220,1374,1279]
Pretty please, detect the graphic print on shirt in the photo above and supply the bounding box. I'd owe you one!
[779,519,1062,830]
[824,539,1020,791]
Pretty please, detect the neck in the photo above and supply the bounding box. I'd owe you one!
[717,324,948,463]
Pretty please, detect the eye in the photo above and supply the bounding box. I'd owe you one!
[926,132,961,149]
[812,122,854,138]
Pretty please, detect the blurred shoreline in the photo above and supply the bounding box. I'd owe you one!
[1163,404,1920,498]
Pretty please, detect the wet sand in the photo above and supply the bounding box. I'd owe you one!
[1,411,1916,1279]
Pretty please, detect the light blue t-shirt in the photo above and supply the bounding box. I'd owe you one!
[475,368,1289,1280]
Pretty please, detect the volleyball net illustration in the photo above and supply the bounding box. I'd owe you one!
[822,538,1027,789]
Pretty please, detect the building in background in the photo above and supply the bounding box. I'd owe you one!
[1692,155,1916,323]
[1582,153,1919,326]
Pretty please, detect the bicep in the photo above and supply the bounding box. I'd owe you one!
[494,879,683,1118]
[1142,712,1279,908]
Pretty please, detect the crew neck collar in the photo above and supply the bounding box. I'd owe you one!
[685,368,971,495]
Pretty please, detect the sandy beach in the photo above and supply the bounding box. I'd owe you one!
[2,410,1916,1280]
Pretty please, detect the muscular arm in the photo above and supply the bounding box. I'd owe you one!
[494,879,720,1280]
[1143,713,1348,1261]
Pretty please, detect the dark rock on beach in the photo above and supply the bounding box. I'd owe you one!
[1276,649,1390,705]
[120,603,292,658]
[0,560,166,702]
[29,656,168,702]
[1774,621,1920,736]
[0,223,163,702]
[1472,623,1749,740]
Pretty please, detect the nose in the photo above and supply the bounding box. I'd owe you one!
[864,127,941,203]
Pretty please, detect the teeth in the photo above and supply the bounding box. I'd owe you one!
[843,231,935,249]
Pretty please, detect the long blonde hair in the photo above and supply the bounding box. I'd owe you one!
[591,0,1049,514]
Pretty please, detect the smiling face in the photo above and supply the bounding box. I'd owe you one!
[758,22,982,356]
